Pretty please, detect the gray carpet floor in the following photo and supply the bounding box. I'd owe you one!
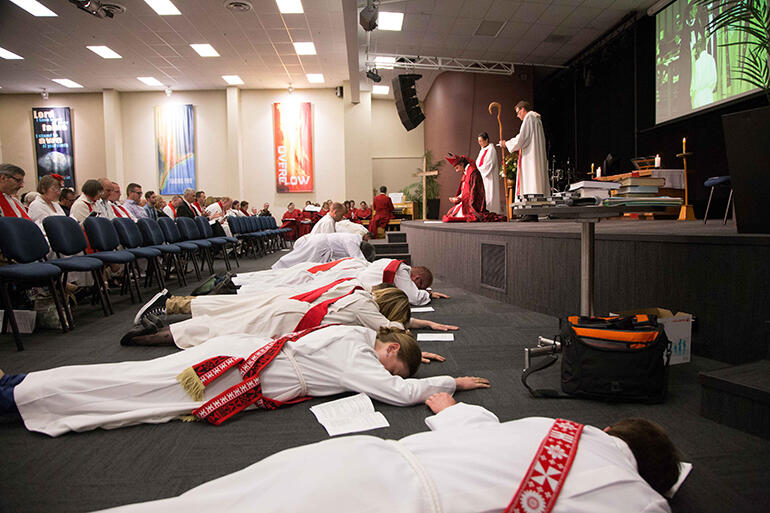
[1,250,768,512]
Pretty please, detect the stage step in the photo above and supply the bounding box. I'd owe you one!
[374,253,411,265]
[373,242,409,255]
[699,360,770,440]
[386,232,407,243]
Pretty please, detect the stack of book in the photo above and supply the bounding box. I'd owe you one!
[614,176,666,198]
[512,193,555,208]
[567,180,620,200]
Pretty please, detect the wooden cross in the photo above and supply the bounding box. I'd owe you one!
[417,167,439,221]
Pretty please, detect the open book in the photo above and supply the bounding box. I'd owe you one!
[309,393,389,436]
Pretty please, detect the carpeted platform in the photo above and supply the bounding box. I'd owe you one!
[1,251,768,512]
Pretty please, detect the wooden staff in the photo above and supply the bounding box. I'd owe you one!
[488,101,508,216]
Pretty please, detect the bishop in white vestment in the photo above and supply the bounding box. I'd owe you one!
[503,102,550,198]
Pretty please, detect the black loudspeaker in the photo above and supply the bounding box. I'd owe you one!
[335,86,343,98]
[392,74,424,131]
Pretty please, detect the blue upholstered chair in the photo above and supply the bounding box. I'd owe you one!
[112,218,165,291]
[0,217,68,350]
[157,217,202,280]
[195,216,239,270]
[175,217,214,274]
[83,216,142,303]
[43,215,112,317]
[136,218,186,287]
[704,176,734,225]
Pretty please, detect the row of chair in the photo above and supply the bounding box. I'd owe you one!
[0,214,242,351]
[228,215,291,256]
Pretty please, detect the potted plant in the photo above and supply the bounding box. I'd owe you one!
[696,0,769,233]
[402,150,443,219]
[501,151,518,188]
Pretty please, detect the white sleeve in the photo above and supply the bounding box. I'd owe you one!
[424,402,501,431]
[395,268,430,306]
[340,347,456,406]
[351,296,404,331]
[505,116,532,153]
[27,201,47,223]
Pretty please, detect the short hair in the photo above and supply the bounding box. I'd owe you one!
[411,265,433,289]
[195,190,205,199]
[241,201,249,208]
[379,185,387,193]
[232,200,240,208]
[144,190,156,199]
[372,286,411,326]
[606,418,681,495]
[37,175,61,194]
[171,194,182,201]
[515,100,532,112]
[360,241,376,262]
[184,188,195,196]
[126,183,142,194]
[0,163,25,178]
[330,201,345,213]
[59,188,75,200]
[81,179,103,197]
[376,327,421,377]
[220,196,232,203]
[478,131,489,140]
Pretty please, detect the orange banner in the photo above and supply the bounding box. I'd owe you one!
[273,102,313,193]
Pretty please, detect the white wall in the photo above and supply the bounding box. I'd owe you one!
[370,98,425,197]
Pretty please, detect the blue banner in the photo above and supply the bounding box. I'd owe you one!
[155,104,195,195]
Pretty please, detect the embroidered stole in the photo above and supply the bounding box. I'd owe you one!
[382,259,404,284]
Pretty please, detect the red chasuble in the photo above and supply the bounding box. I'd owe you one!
[369,193,394,236]
[443,163,487,222]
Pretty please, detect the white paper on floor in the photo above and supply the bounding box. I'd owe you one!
[309,393,389,437]
[411,306,435,313]
[417,333,454,342]
[664,462,693,498]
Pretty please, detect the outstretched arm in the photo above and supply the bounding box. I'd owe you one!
[430,291,450,299]
[408,318,458,331]
[420,351,446,364]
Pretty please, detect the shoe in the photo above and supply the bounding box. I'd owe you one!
[191,274,219,296]
[517,215,539,222]
[120,324,157,346]
[133,288,169,325]
[141,312,167,331]
[212,272,239,295]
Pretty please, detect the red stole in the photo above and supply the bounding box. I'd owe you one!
[504,419,584,513]
[169,204,176,217]
[111,204,129,218]
[0,193,30,219]
[178,325,334,425]
[193,202,203,215]
[306,257,353,275]
[290,278,360,331]
[478,147,489,166]
[382,259,404,284]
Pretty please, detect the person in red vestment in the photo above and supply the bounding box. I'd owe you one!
[356,201,372,221]
[442,153,487,223]
[369,186,394,238]
[298,201,315,237]
[280,202,303,241]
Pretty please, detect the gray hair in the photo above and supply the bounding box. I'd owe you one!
[0,163,25,178]
[183,188,195,195]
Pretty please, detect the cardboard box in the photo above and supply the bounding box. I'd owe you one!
[617,308,693,365]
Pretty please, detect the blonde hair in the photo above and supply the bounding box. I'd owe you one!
[372,286,411,326]
[377,327,421,376]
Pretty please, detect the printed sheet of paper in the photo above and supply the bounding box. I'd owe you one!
[417,333,454,342]
[411,306,435,313]
[310,393,389,437]
[664,462,693,498]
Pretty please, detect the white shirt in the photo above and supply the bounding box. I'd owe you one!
[94,198,113,219]
[69,196,97,224]
[27,197,66,223]
[272,232,364,270]
[335,219,369,237]
[15,325,455,437]
[310,213,336,235]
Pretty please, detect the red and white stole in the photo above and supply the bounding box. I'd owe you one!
[176,325,335,425]
[306,257,353,275]
[290,277,361,331]
[168,204,176,217]
[382,259,404,284]
[192,202,203,215]
[504,419,584,513]
[111,203,129,218]
[0,193,30,219]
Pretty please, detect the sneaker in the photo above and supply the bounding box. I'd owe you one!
[133,288,169,325]
[212,272,239,295]
[191,274,219,296]
[120,324,157,346]
[141,312,167,331]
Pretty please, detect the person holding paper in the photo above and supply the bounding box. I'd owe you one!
[0,326,489,436]
[280,202,303,241]
[500,100,550,204]
[87,393,679,512]
[272,232,374,270]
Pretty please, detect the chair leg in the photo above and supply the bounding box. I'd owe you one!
[189,251,201,280]
[172,254,186,287]
[704,186,715,224]
[206,248,215,274]
[58,276,75,330]
[222,245,231,271]
[92,270,111,316]
[231,243,240,268]
[131,262,143,302]
[723,188,733,225]
[154,257,166,290]
[48,278,69,334]
[123,263,136,303]
[1,282,23,351]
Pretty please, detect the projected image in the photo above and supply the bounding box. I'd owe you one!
[655,0,765,123]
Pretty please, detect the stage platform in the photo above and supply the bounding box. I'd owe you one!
[403,219,770,364]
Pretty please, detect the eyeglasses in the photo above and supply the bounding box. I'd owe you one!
[4,175,24,184]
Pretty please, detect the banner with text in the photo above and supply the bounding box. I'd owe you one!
[32,107,75,189]
[273,101,313,193]
[155,104,196,195]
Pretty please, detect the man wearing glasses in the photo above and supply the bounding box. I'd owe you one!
[0,163,30,219]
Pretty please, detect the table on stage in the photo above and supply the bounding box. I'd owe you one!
[511,204,679,316]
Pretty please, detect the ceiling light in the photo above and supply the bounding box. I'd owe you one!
[293,42,316,55]
[377,12,403,31]
[165,87,173,96]
[222,75,244,85]
[9,0,57,17]
[143,0,181,15]
[366,69,382,83]
[52,78,84,88]
[41,89,48,99]
[137,76,163,86]
[276,0,302,14]
[0,47,24,60]
[306,73,324,83]
[87,45,122,59]
[288,85,294,93]
[374,56,395,69]
[190,44,219,57]
[372,85,389,95]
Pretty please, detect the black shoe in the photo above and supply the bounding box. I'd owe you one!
[141,312,167,331]
[120,324,157,346]
[191,274,219,296]
[133,288,169,325]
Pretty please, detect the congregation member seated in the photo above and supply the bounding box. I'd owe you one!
[272,232,374,269]
[177,188,199,218]
[369,185,394,238]
[154,197,169,217]
[21,191,40,209]
[90,394,679,513]
[58,187,75,216]
[70,179,103,223]
[193,190,207,216]
[143,191,160,220]
[0,325,488,437]
[258,202,272,216]
[356,200,372,220]
[122,183,147,219]
[27,175,65,223]
[108,182,134,219]
[0,163,30,219]
[205,196,233,237]
[228,200,244,217]
[280,201,302,240]
[163,195,182,218]
[239,200,253,216]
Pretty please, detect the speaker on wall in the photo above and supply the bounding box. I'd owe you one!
[392,74,425,131]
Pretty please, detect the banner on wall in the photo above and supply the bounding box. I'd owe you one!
[32,107,75,189]
[155,104,196,195]
[273,101,313,193]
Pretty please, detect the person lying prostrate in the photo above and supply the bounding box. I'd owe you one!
[232,257,369,292]
[272,232,375,270]
[125,283,455,364]
[0,326,490,437]
[355,258,450,306]
[91,394,678,513]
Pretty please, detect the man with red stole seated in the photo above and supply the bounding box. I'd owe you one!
[356,200,372,222]
[369,185,394,238]
[280,202,302,241]
[0,164,30,219]
[442,153,487,223]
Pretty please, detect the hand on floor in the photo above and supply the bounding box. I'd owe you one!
[421,352,446,364]
[454,376,490,391]
[430,291,450,299]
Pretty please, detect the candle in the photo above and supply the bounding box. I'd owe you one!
[682,138,686,153]
[591,162,594,173]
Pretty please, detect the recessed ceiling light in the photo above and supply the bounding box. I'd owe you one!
[9,0,57,17]
[306,73,324,83]
[52,79,83,88]
[374,56,396,69]
[87,46,122,59]
[143,0,181,16]
[293,42,316,55]
[0,47,24,60]
[372,85,389,95]
[378,12,404,31]
[276,0,303,14]
[190,44,219,57]
[222,75,244,85]
[137,76,164,86]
